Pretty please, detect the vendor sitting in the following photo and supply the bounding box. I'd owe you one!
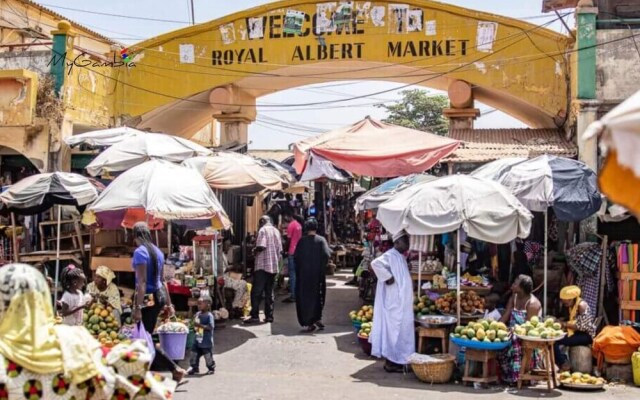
[86,265,122,321]
[554,285,596,371]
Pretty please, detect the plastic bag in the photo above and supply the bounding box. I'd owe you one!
[132,322,156,361]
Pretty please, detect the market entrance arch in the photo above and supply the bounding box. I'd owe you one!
[113,0,571,138]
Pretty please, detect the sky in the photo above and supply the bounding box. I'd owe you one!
[34,1,575,149]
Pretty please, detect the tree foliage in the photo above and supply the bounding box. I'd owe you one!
[376,89,449,135]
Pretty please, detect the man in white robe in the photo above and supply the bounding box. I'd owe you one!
[369,231,415,372]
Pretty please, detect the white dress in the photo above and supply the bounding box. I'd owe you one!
[369,248,415,365]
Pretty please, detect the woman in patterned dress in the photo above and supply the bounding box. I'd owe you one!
[0,263,175,400]
[499,275,543,384]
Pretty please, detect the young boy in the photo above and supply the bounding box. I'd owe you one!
[188,297,216,375]
[483,293,502,321]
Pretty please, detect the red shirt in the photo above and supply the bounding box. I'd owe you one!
[286,220,302,255]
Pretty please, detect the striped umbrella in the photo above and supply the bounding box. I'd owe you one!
[0,172,102,299]
[355,174,436,212]
[472,154,602,314]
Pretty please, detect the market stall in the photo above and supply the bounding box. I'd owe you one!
[88,159,231,316]
[0,172,101,297]
[472,154,602,314]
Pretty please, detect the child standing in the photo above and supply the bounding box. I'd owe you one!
[188,297,216,375]
[483,293,502,321]
[59,265,92,326]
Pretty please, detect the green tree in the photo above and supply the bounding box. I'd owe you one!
[376,89,449,135]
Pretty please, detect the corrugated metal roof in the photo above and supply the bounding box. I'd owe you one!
[445,128,577,163]
[248,150,292,162]
[542,0,579,12]
[21,0,117,44]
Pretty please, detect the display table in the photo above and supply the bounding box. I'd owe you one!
[518,339,557,392]
[463,349,499,385]
[416,326,450,354]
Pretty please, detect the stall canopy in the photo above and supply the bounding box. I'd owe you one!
[584,90,640,215]
[0,172,102,299]
[300,153,351,183]
[64,126,146,148]
[293,116,460,177]
[89,160,230,227]
[377,175,532,243]
[471,155,602,222]
[86,133,212,176]
[0,172,101,215]
[182,152,289,195]
[355,173,436,212]
[471,154,602,314]
[376,174,532,320]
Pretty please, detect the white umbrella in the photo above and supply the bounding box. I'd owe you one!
[0,172,101,299]
[89,160,229,224]
[182,152,288,195]
[377,175,532,320]
[355,174,437,212]
[64,126,146,148]
[86,133,212,176]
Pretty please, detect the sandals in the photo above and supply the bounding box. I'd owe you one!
[315,321,325,330]
[301,325,317,333]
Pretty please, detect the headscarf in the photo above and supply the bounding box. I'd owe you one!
[560,285,581,300]
[96,265,116,285]
[560,285,582,337]
[0,264,99,382]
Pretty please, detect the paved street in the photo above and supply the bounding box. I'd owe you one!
[174,270,639,400]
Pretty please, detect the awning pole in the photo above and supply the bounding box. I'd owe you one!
[10,213,18,263]
[543,210,548,316]
[54,205,62,301]
[167,222,172,256]
[457,229,461,323]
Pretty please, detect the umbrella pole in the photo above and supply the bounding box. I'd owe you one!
[418,251,422,298]
[167,222,172,256]
[456,229,461,323]
[544,210,548,316]
[10,213,18,263]
[54,205,62,301]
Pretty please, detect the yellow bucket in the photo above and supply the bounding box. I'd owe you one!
[633,351,640,386]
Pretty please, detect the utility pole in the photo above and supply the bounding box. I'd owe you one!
[189,0,195,25]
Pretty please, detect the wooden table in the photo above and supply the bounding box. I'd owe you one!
[518,339,558,392]
[416,326,451,354]
[462,349,499,385]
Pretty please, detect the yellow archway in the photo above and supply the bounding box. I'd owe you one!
[114,0,571,134]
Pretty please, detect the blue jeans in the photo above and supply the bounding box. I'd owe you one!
[288,256,296,300]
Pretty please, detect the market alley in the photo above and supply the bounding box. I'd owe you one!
[173,269,636,400]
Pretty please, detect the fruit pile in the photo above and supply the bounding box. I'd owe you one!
[559,372,605,386]
[414,295,436,318]
[514,316,565,339]
[358,322,372,338]
[83,303,127,346]
[452,319,510,343]
[435,291,485,315]
[349,305,373,324]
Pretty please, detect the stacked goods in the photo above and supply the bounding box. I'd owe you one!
[435,291,485,315]
[514,316,565,339]
[414,295,437,318]
[559,372,606,386]
[349,305,373,324]
[83,302,127,347]
[358,322,372,338]
[451,319,510,343]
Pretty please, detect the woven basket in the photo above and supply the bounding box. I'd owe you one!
[411,354,455,384]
